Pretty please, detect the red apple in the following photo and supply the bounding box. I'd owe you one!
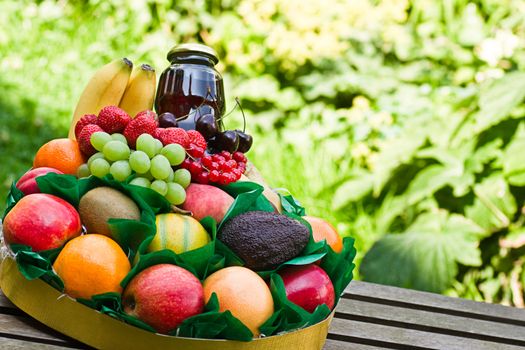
[122,264,204,334]
[16,167,63,195]
[3,193,81,251]
[182,183,234,223]
[278,264,335,313]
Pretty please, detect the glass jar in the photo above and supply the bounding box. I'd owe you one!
[155,43,225,131]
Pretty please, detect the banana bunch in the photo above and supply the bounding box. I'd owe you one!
[69,59,156,139]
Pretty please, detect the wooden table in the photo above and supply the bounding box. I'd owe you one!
[1,281,524,349]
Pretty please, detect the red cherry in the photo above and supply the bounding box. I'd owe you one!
[218,172,231,185]
[181,158,192,170]
[187,144,205,158]
[220,151,232,160]
[210,162,220,171]
[233,152,247,163]
[232,168,242,180]
[213,155,226,163]
[188,161,203,176]
[201,155,213,168]
[209,170,220,182]
[196,171,210,184]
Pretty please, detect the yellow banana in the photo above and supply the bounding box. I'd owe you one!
[68,58,133,139]
[119,64,156,118]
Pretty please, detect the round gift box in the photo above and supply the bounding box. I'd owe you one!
[0,257,333,350]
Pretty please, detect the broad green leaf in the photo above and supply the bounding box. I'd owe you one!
[500,228,525,249]
[465,175,517,232]
[404,165,460,205]
[360,210,482,293]
[332,174,373,210]
[372,130,426,195]
[503,123,525,185]
[473,72,525,134]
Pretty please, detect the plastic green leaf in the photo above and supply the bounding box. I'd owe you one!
[10,244,64,291]
[176,293,254,341]
[3,181,23,219]
[259,274,331,336]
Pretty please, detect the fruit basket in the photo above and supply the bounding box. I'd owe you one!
[0,44,356,350]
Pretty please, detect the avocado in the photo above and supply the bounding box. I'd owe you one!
[79,187,141,236]
[218,211,310,271]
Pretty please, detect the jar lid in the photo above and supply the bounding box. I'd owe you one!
[167,43,219,64]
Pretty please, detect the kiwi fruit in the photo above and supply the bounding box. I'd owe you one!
[79,187,141,236]
[218,211,310,271]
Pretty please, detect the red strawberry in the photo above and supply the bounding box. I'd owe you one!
[78,124,104,156]
[153,128,164,140]
[97,106,131,133]
[158,127,189,147]
[135,110,157,119]
[187,130,207,150]
[74,114,97,139]
[123,115,158,148]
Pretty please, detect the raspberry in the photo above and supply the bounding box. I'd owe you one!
[159,127,189,148]
[123,114,158,148]
[74,114,98,139]
[187,130,207,150]
[78,124,104,156]
[97,106,131,134]
[233,151,247,163]
[153,128,164,140]
[134,110,157,119]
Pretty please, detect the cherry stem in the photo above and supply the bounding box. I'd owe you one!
[235,97,246,133]
[174,87,218,122]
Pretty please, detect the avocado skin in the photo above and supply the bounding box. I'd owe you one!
[218,211,310,271]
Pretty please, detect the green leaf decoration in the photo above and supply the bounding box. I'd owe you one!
[259,274,331,337]
[176,293,254,341]
[279,193,307,216]
[465,174,517,232]
[9,244,64,291]
[360,210,481,293]
[1,174,356,340]
[3,181,23,219]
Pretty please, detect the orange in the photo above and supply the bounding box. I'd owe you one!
[33,138,85,175]
[202,266,273,336]
[303,216,343,253]
[53,234,131,299]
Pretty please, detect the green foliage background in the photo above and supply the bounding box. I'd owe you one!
[1,0,525,306]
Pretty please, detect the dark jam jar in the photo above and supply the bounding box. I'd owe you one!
[155,43,225,131]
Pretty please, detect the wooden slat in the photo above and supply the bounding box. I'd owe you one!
[323,338,377,350]
[345,281,525,324]
[328,317,525,350]
[336,298,525,344]
[0,313,85,348]
[0,337,78,349]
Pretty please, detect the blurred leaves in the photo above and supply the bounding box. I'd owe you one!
[1,0,525,305]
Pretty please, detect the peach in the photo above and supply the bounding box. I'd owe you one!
[182,183,234,223]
